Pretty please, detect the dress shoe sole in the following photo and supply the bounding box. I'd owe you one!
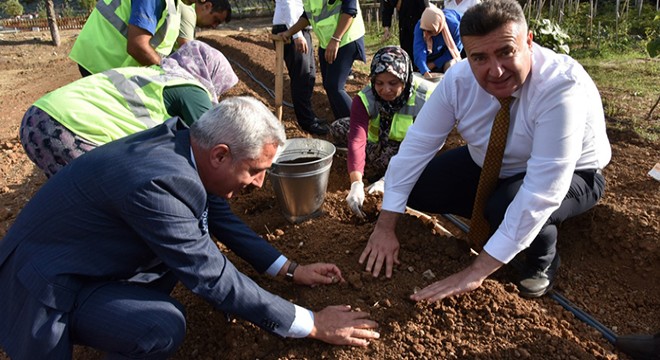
[519,283,554,298]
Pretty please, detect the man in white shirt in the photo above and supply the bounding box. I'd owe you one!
[359,0,611,300]
[272,0,329,135]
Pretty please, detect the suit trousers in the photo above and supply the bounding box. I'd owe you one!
[272,25,318,127]
[69,273,186,359]
[407,146,606,270]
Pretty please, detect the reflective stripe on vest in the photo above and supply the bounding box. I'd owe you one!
[34,67,209,145]
[103,70,159,128]
[69,0,181,74]
[95,0,177,53]
[361,78,436,143]
[302,0,365,48]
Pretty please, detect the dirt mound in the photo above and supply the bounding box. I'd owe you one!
[0,26,658,359]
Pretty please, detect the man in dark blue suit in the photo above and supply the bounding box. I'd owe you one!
[0,96,379,359]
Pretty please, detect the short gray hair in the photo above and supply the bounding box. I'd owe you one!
[460,0,527,38]
[190,96,286,161]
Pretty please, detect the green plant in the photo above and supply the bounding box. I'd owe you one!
[35,2,46,18]
[646,14,660,57]
[78,0,96,13]
[61,0,75,17]
[529,18,571,54]
[1,0,24,17]
[648,37,660,57]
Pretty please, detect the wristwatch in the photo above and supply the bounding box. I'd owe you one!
[286,261,298,281]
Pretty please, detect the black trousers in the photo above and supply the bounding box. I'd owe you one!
[407,146,606,269]
[398,18,416,70]
[272,25,318,127]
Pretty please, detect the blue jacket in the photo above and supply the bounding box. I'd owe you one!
[412,9,462,74]
[0,118,295,358]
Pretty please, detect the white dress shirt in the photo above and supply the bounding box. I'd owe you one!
[444,0,481,16]
[383,43,611,264]
[273,0,305,39]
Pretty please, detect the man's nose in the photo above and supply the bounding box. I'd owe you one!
[488,58,505,77]
[252,171,266,188]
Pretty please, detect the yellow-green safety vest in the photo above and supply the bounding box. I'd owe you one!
[359,77,436,143]
[34,67,210,146]
[302,0,365,49]
[69,0,181,75]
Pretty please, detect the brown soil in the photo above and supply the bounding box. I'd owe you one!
[0,19,658,359]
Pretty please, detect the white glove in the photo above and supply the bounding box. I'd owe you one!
[346,181,366,218]
[365,177,384,195]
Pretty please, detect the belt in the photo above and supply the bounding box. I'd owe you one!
[273,24,312,32]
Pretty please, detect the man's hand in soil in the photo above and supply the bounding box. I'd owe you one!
[295,263,344,286]
[309,305,379,346]
[410,252,503,302]
[359,210,400,278]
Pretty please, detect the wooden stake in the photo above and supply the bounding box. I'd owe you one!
[270,34,285,121]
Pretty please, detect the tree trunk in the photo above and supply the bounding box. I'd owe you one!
[45,0,61,47]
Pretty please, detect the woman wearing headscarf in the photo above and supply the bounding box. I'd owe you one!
[413,5,463,78]
[19,40,238,177]
[329,46,436,218]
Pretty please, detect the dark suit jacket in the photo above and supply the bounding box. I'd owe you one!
[0,118,296,358]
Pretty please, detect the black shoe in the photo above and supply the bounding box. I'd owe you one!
[301,120,329,136]
[518,255,561,298]
[615,332,660,360]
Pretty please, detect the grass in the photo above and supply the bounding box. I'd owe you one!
[578,53,660,141]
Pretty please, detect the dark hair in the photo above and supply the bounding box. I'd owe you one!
[459,0,526,37]
[206,0,232,23]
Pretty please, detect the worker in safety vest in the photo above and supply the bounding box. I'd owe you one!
[24,41,238,177]
[70,0,231,77]
[328,46,435,218]
[277,0,366,121]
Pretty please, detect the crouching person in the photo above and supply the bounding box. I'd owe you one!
[0,96,379,359]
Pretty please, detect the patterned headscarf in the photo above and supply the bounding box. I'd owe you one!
[370,46,414,115]
[369,46,414,146]
[161,40,238,104]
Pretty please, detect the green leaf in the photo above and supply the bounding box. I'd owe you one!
[648,37,660,58]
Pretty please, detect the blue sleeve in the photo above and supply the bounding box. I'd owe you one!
[446,10,463,52]
[207,195,283,274]
[341,0,359,17]
[128,0,165,35]
[413,21,430,73]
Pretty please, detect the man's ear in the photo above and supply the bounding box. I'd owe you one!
[210,144,230,167]
[527,30,534,49]
[201,1,213,12]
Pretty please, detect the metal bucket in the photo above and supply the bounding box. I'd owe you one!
[269,138,336,223]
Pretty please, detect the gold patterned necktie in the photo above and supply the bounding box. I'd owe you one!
[468,96,513,250]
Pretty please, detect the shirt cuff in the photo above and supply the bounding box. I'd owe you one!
[381,189,409,214]
[292,31,302,39]
[287,306,314,337]
[482,232,527,264]
[266,255,287,276]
